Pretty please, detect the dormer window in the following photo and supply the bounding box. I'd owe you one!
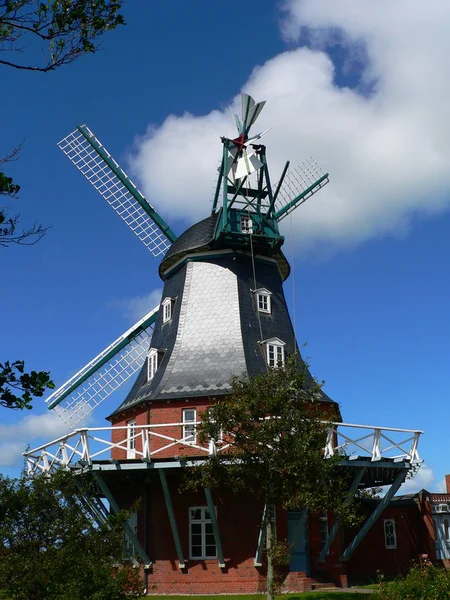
[161,297,175,323]
[147,348,159,381]
[264,338,286,368]
[254,288,272,314]
[240,215,253,234]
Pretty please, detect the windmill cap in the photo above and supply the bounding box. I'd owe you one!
[159,212,290,281]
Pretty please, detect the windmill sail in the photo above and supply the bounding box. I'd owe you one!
[46,307,159,428]
[273,158,329,221]
[58,125,177,257]
[241,94,266,135]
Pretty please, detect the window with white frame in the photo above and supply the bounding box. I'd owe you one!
[126,418,136,459]
[147,348,158,381]
[125,511,138,557]
[189,506,217,559]
[162,297,174,323]
[265,338,286,368]
[182,408,196,443]
[254,288,272,314]
[320,512,329,552]
[240,215,253,234]
[384,519,397,549]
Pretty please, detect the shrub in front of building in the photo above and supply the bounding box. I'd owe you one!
[374,555,450,600]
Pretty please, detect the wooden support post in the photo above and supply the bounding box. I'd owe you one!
[92,472,152,568]
[254,503,267,566]
[204,487,225,567]
[341,468,408,561]
[159,469,186,568]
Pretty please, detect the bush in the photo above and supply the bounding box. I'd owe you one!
[374,555,450,600]
[0,471,144,600]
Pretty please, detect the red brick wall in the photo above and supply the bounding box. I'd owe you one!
[446,475,450,494]
[308,512,346,585]
[104,468,325,595]
[125,472,273,594]
[109,396,339,462]
[110,398,214,461]
[344,503,423,583]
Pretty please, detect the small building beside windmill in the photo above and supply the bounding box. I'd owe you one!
[25,95,436,593]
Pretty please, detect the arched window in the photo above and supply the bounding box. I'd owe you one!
[161,297,175,323]
[254,288,272,314]
[263,338,286,368]
[147,348,159,381]
[444,519,449,541]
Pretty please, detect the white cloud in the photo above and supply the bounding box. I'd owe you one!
[0,411,68,467]
[399,463,435,494]
[110,288,163,323]
[129,0,450,252]
[436,478,448,493]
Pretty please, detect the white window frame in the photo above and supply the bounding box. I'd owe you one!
[240,215,253,234]
[444,518,450,542]
[320,512,329,553]
[182,408,196,443]
[189,506,217,560]
[147,348,158,381]
[126,418,136,459]
[254,288,272,314]
[384,518,397,549]
[162,297,174,323]
[264,338,286,368]
[125,511,138,557]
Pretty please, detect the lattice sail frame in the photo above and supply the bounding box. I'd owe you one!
[46,307,159,428]
[58,126,174,257]
[274,157,329,221]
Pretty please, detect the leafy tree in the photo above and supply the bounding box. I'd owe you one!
[189,356,358,600]
[1,1,126,401]
[0,360,55,409]
[0,143,47,247]
[0,0,125,72]
[0,470,144,600]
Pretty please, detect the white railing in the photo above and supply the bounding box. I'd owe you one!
[23,421,423,476]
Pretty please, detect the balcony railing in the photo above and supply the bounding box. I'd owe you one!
[23,421,423,477]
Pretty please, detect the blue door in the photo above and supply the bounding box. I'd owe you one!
[288,511,309,574]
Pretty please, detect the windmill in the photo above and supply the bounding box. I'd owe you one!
[49,94,330,428]
[28,94,424,589]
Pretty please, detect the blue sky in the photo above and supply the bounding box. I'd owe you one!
[1,0,449,492]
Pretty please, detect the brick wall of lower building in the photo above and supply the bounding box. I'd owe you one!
[102,468,331,594]
[344,502,423,583]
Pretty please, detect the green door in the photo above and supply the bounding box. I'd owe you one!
[288,511,309,574]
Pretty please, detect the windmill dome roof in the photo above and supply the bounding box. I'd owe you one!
[159,211,290,280]
[159,213,218,278]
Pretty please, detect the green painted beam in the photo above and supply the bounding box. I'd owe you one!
[220,142,230,234]
[77,125,177,243]
[47,310,158,409]
[204,487,225,568]
[341,468,408,561]
[211,156,224,214]
[254,503,268,566]
[92,472,152,568]
[159,469,186,568]
[274,173,329,221]
[318,467,367,562]
[268,160,290,218]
